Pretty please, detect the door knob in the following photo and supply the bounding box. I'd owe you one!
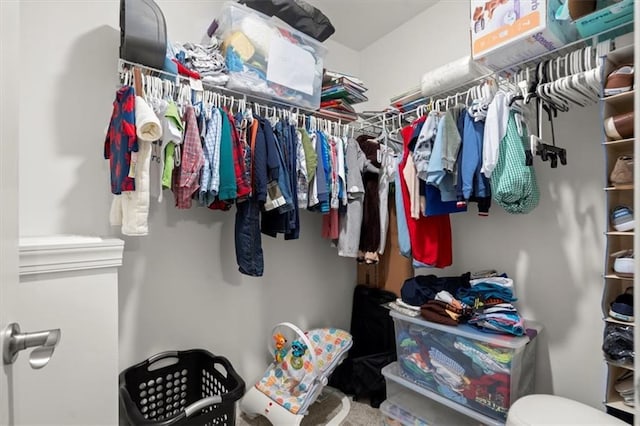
[2,323,61,369]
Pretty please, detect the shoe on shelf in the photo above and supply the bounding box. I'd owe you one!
[604,64,634,97]
[611,206,634,232]
[609,154,633,187]
[604,111,634,141]
[610,287,634,323]
[612,249,634,277]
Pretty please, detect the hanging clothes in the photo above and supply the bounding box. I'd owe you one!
[399,119,452,269]
[235,117,264,277]
[413,111,439,181]
[378,145,396,255]
[337,138,367,258]
[296,129,310,209]
[458,110,492,216]
[481,90,510,178]
[394,156,412,258]
[199,107,222,206]
[173,105,204,209]
[262,118,298,238]
[426,117,458,203]
[104,86,138,195]
[217,111,238,201]
[161,102,184,191]
[322,135,340,241]
[404,151,421,219]
[226,111,251,201]
[356,135,382,263]
[490,111,540,214]
[110,95,161,236]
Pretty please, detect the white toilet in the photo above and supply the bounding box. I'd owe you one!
[506,395,630,425]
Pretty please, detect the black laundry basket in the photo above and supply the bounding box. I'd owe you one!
[120,349,245,426]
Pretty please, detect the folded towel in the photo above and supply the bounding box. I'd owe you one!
[135,96,163,142]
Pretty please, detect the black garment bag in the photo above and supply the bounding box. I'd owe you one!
[328,285,397,408]
[239,0,335,42]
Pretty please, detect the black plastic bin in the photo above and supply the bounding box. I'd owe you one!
[120,349,245,426]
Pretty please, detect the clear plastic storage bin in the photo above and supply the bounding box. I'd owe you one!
[391,310,541,422]
[381,368,479,426]
[217,1,327,110]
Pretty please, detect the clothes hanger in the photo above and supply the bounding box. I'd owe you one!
[530,98,567,168]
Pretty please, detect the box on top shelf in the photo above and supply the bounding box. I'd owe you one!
[217,1,328,110]
[470,0,578,70]
[573,0,633,38]
[391,310,541,422]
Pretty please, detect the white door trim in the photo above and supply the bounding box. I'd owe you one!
[19,236,124,276]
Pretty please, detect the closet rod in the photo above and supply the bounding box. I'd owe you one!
[118,59,356,137]
[118,59,339,123]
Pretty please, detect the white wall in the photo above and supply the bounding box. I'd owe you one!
[359,0,471,110]
[360,2,606,409]
[18,0,360,388]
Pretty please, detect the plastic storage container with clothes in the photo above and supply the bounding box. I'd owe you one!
[391,310,542,422]
[216,1,327,110]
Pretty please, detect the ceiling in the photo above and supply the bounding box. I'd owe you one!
[305,0,440,50]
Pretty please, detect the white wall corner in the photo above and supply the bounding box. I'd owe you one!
[19,236,124,276]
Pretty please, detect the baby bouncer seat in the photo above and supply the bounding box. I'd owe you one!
[240,322,353,425]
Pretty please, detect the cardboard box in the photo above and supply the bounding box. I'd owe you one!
[471,0,578,70]
[356,196,413,294]
[574,0,633,38]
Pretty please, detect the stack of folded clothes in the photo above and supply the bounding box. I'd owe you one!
[398,272,527,337]
[421,291,473,326]
[172,39,229,86]
[458,277,524,336]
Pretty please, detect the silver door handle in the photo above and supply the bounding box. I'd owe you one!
[2,323,61,369]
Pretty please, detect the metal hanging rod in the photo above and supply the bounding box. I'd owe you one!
[364,21,634,128]
[118,58,352,132]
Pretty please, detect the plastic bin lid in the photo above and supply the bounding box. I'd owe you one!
[390,310,542,349]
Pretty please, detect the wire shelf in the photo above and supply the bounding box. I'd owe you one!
[118,58,352,127]
[365,21,634,128]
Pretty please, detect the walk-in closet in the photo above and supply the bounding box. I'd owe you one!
[0,0,639,425]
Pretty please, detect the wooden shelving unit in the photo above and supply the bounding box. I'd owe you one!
[601,45,635,423]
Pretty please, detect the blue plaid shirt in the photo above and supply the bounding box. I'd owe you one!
[199,107,222,206]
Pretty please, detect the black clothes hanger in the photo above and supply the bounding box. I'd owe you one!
[531,99,567,168]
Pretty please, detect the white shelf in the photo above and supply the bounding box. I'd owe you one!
[606,400,635,416]
[382,362,504,426]
[602,90,635,107]
[604,138,634,147]
[605,317,635,327]
[608,44,635,64]
[606,231,635,236]
[604,274,635,281]
[605,186,634,191]
[606,360,634,371]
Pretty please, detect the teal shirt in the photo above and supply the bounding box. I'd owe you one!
[217,110,237,201]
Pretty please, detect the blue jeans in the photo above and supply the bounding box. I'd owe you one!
[235,197,264,277]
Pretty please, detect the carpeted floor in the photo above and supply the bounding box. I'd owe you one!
[237,389,383,425]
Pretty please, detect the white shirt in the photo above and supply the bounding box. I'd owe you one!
[481,91,510,178]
